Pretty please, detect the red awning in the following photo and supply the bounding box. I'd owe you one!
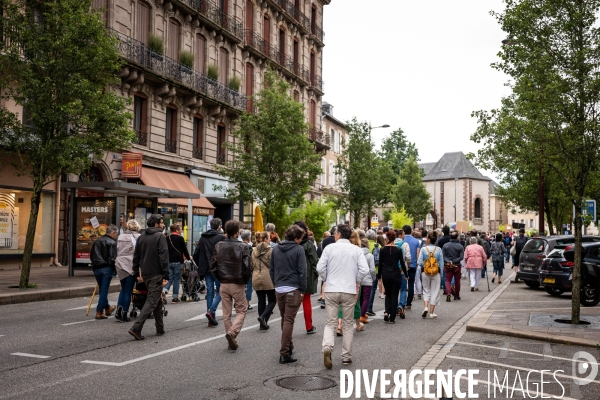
[140,167,214,210]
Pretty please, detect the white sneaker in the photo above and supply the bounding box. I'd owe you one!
[380,295,385,299]
[429,313,437,319]
[421,308,428,318]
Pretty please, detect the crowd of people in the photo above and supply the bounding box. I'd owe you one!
[88,214,529,368]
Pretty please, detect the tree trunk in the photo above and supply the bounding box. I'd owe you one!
[571,205,583,324]
[19,182,43,288]
[544,196,555,236]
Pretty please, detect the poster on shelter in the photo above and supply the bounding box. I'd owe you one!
[75,199,115,265]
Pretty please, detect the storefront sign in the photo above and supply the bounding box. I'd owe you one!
[176,205,210,215]
[74,198,115,265]
[121,152,143,179]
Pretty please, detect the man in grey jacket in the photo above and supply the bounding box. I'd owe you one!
[269,224,307,364]
[317,224,369,369]
[442,231,465,302]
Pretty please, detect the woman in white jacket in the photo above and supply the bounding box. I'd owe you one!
[114,220,141,322]
[359,238,376,324]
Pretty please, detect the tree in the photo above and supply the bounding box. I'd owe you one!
[379,128,419,177]
[0,0,133,288]
[392,155,432,223]
[390,207,413,230]
[471,0,600,323]
[215,70,322,224]
[335,119,385,227]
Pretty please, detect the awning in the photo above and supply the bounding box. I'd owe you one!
[141,167,214,210]
[61,181,200,199]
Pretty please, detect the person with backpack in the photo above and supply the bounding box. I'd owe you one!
[490,233,506,284]
[293,221,318,335]
[417,230,444,318]
[504,233,512,263]
[513,228,529,282]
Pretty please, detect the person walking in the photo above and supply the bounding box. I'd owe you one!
[417,231,444,318]
[395,229,411,319]
[504,232,512,263]
[164,223,190,304]
[210,220,252,350]
[442,231,464,302]
[115,220,142,322]
[366,234,386,316]
[240,229,254,310]
[269,225,307,364]
[318,226,338,308]
[464,236,487,291]
[402,225,420,311]
[265,223,277,247]
[359,238,376,324]
[128,215,169,340]
[294,221,318,335]
[193,218,225,327]
[380,230,409,324]
[317,224,369,368]
[436,226,451,295]
[513,228,529,282]
[253,232,276,330]
[480,233,491,279]
[490,233,506,284]
[90,224,119,319]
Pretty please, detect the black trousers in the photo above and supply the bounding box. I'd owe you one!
[131,274,164,333]
[406,268,417,307]
[256,289,277,323]
[382,273,401,322]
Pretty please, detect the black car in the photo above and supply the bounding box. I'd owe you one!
[540,242,600,306]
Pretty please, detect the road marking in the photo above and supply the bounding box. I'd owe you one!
[494,300,568,304]
[0,335,5,337]
[81,305,321,366]
[455,341,599,365]
[446,355,600,385]
[10,353,51,359]
[185,303,258,322]
[64,304,97,311]
[62,316,113,326]
[457,375,579,400]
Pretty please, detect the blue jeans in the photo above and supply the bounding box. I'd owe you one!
[164,262,183,299]
[245,276,253,302]
[398,275,407,310]
[441,267,446,291]
[505,247,510,262]
[93,266,113,312]
[205,273,221,315]
[368,277,378,311]
[117,274,135,312]
[406,268,416,307]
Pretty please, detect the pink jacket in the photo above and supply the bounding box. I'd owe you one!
[464,244,487,269]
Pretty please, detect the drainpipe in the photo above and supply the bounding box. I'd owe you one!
[52,179,62,267]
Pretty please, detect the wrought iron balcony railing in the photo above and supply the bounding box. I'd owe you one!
[216,153,226,164]
[310,74,324,92]
[110,29,246,110]
[183,0,244,40]
[281,0,311,31]
[309,128,330,148]
[133,130,148,146]
[192,146,204,159]
[311,24,325,43]
[165,139,178,154]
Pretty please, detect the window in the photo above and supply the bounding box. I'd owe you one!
[168,18,180,61]
[165,107,177,153]
[293,39,299,73]
[311,5,316,35]
[330,129,335,152]
[246,63,254,112]
[219,0,228,14]
[310,51,315,86]
[263,14,270,44]
[474,198,481,218]
[245,0,253,31]
[196,35,206,73]
[133,95,148,146]
[329,161,335,187]
[136,1,150,44]
[293,90,300,102]
[320,158,326,186]
[279,28,285,64]
[219,48,229,85]
[217,125,226,164]
[192,116,203,159]
[309,100,316,127]
[530,219,535,228]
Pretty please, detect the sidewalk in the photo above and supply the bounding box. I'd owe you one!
[0,266,120,305]
[466,275,600,348]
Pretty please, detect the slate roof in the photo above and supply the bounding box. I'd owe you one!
[421,152,491,182]
[419,162,437,177]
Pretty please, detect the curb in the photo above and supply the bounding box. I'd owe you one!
[0,283,121,305]
[466,323,600,348]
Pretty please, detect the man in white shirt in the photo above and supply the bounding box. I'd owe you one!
[317,224,369,368]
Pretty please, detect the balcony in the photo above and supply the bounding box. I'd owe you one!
[310,74,324,93]
[280,0,311,33]
[216,154,226,165]
[165,139,178,154]
[311,24,325,44]
[180,0,244,42]
[111,29,246,111]
[192,146,203,159]
[309,128,330,153]
[133,130,148,147]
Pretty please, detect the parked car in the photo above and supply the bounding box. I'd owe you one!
[540,242,600,306]
[517,235,600,289]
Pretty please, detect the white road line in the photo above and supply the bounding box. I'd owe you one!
[64,304,97,311]
[185,302,258,322]
[458,375,579,400]
[62,316,113,326]
[0,335,5,337]
[10,352,51,359]
[494,300,568,304]
[455,342,600,365]
[446,355,600,385]
[81,305,321,366]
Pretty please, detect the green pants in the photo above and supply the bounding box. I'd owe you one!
[338,285,361,320]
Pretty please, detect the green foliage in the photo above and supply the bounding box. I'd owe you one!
[179,50,194,68]
[382,209,393,224]
[498,223,505,232]
[148,33,164,54]
[392,155,432,223]
[379,128,419,188]
[0,0,134,288]
[390,207,413,230]
[228,76,241,91]
[299,200,336,240]
[207,64,219,80]
[215,70,322,224]
[335,119,387,226]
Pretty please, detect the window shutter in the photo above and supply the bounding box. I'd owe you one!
[196,35,206,73]
[136,2,150,44]
[219,48,228,85]
[168,19,180,61]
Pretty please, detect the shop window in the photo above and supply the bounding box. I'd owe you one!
[217,125,226,164]
[133,95,148,146]
[474,198,481,219]
[192,116,203,160]
[136,1,151,45]
[165,107,177,154]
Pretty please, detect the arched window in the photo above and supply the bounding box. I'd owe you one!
[474,198,482,219]
[79,166,103,182]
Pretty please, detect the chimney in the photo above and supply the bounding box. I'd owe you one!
[322,102,333,116]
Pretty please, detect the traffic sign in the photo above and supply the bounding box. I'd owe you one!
[573,200,596,222]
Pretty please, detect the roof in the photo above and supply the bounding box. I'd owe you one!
[422,152,491,182]
[323,112,347,130]
[419,162,436,176]
[488,179,501,195]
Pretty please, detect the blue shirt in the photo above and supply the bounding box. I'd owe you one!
[403,234,421,269]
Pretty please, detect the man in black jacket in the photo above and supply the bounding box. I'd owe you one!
[269,225,307,364]
[442,231,465,302]
[210,220,251,350]
[128,214,169,340]
[193,217,225,327]
[90,224,118,319]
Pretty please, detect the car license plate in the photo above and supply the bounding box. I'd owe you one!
[522,266,533,271]
[543,278,555,284]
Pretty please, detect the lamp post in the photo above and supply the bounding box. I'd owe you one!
[366,124,390,229]
[454,177,458,222]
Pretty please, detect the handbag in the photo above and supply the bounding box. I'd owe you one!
[510,242,516,257]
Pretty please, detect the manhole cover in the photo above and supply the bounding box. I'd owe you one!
[276,376,336,391]
[555,318,591,325]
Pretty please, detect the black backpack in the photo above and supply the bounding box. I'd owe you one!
[515,236,528,253]
[372,243,381,266]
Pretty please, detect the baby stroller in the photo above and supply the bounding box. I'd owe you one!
[130,280,168,318]
[181,260,205,302]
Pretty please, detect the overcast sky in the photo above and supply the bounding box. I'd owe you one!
[322,0,511,174]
